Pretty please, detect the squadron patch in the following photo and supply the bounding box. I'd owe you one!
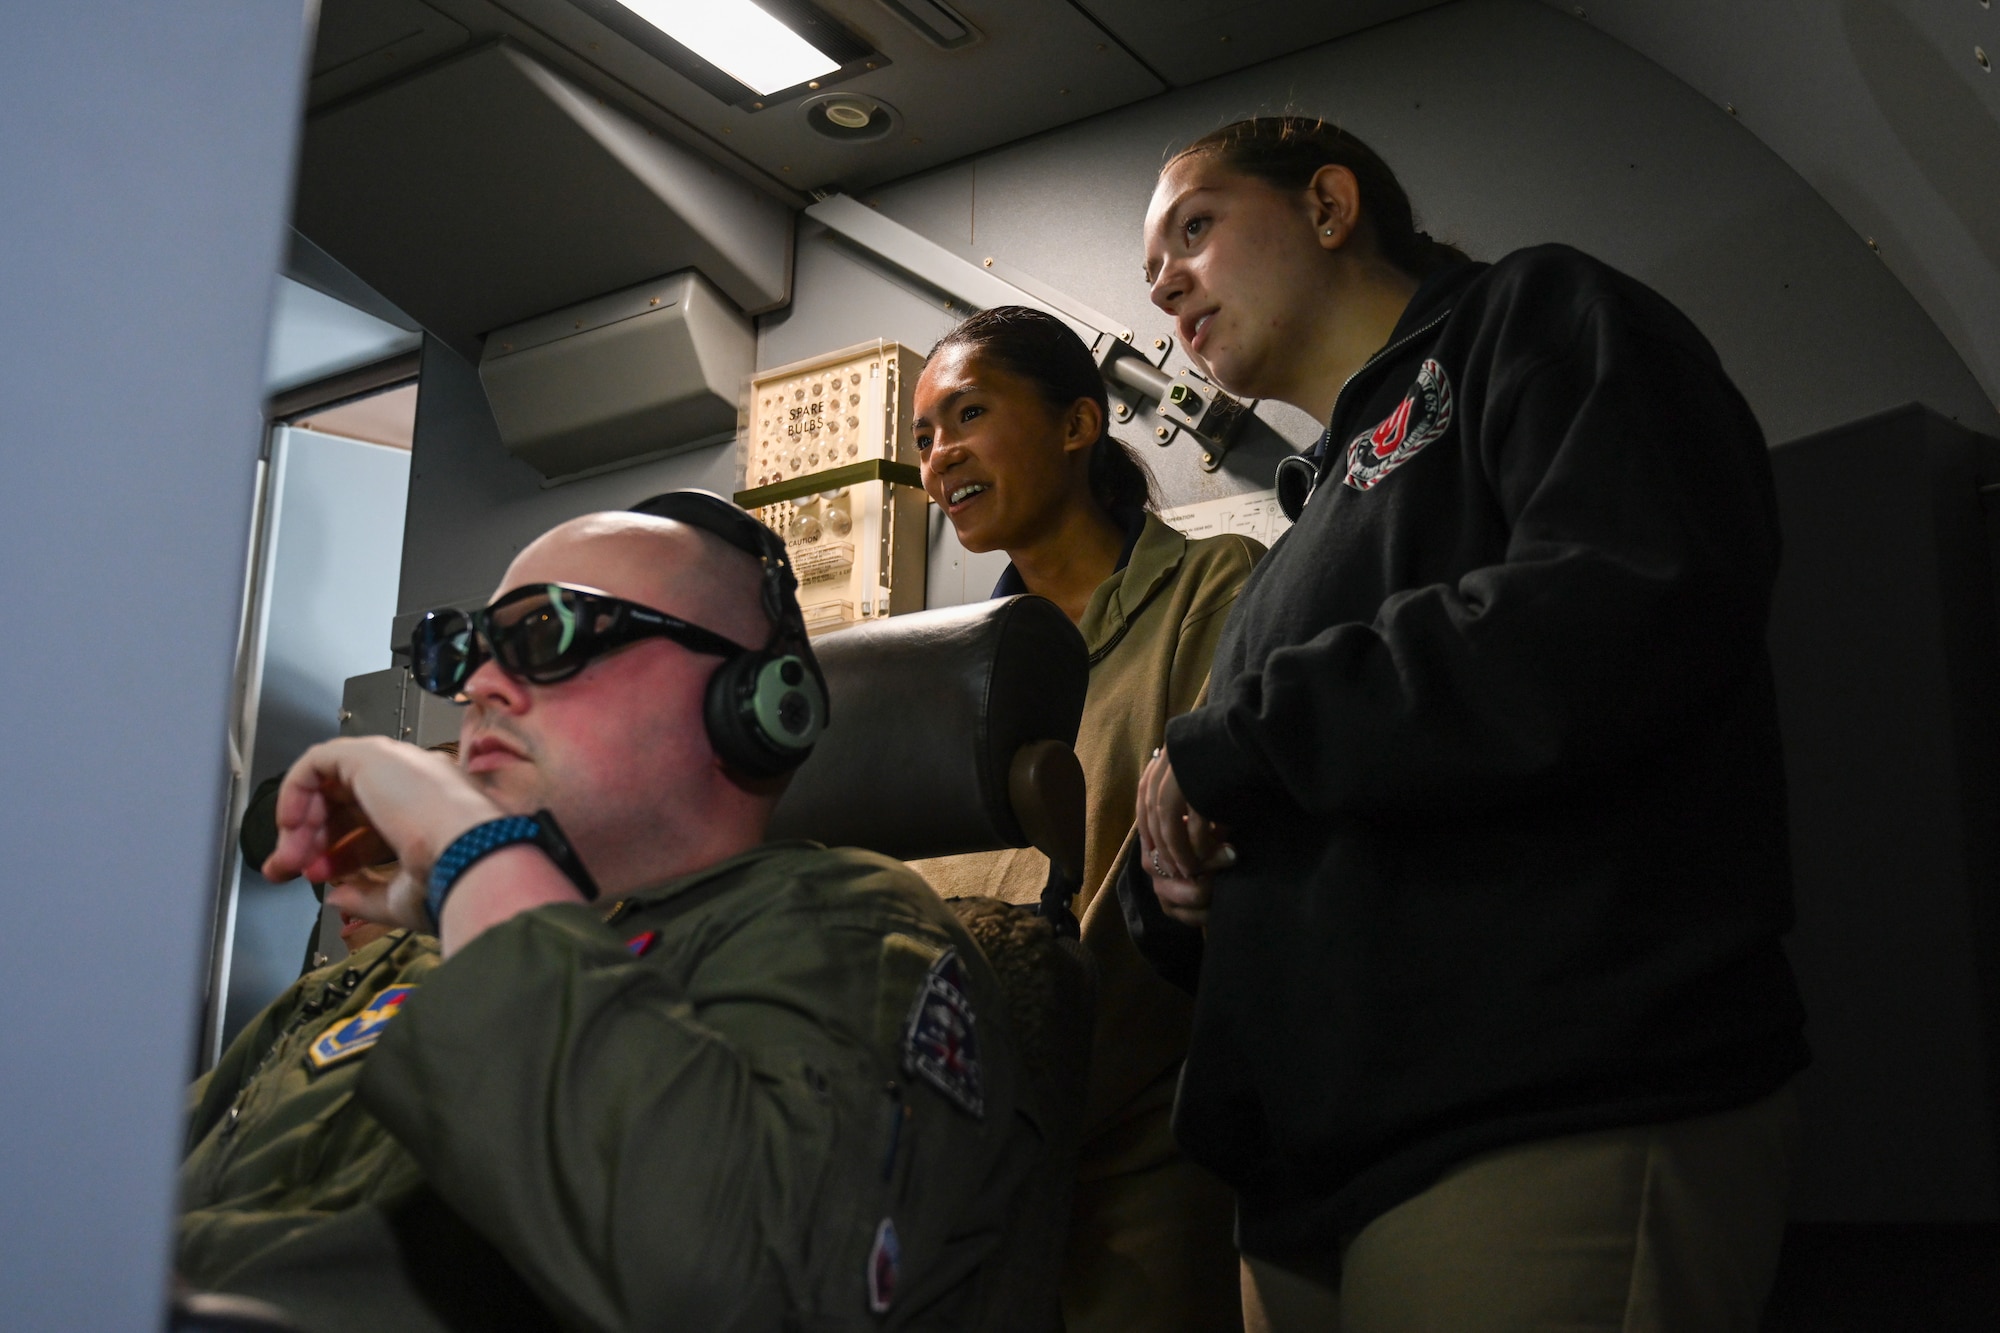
[900,948,984,1118]
[625,929,659,958]
[1344,357,1454,492]
[305,985,416,1071]
[867,1216,901,1314]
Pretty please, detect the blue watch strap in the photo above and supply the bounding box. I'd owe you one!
[426,815,542,928]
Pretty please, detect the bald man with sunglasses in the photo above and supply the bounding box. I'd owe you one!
[189,493,1042,1333]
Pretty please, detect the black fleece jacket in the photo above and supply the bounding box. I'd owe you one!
[1151,245,1810,1259]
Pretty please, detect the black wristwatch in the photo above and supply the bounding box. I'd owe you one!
[425,808,599,928]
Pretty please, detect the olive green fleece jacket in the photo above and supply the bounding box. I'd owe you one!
[192,843,1042,1333]
[913,513,1262,1136]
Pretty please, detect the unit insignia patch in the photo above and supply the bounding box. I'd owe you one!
[1345,357,1454,492]
[900,948,984,1118]
[625,929,659,958]
[867,1216,901,1314]
[305,985,416,1071]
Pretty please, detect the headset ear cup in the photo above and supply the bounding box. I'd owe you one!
[704,655,777,779]
[703,652,826,779]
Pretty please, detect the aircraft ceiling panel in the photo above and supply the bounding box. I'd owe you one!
[310,0,472,106]
[1070,0,1449,87]
[1548,0,2000,413]
[322,0,1165,199]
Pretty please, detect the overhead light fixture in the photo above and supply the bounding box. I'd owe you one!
[570,0,882,109]
[616,0,837,95]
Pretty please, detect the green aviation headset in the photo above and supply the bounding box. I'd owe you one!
[628,489,830,778]
[407,490,828,779]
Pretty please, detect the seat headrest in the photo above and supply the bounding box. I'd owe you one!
[768,596,1087,861]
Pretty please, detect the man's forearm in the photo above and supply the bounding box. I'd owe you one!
[437,844,590,957]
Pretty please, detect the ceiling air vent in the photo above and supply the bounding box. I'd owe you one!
[876,0,981,50]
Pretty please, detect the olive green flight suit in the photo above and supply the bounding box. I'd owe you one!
[201,842,1044,1333]
[179,930,439,1284]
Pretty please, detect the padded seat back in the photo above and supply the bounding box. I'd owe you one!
[770,595,1095,1333]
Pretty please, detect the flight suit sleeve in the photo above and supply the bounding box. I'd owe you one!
[1169,299,1778,823]
[357,901,853,1333]
[1163,535,1262,721]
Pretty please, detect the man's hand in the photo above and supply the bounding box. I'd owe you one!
[262,737,502,930]
[1135,747,1234,928]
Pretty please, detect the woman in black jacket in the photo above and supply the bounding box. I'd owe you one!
[1128,116,1807,1332]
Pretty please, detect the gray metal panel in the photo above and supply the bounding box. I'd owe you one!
[296,42,794,348]
[398,335,747,619]
[1072,0,1448,85]
[310,0,470,104]
[444,0,1167,193]
[1548,0,2000,422]
[340,666,408,738]
[479,269,754,477]
[858,0,1997,453]
[0,2,308,1323]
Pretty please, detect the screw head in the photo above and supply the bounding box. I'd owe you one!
[1153,337,1167,350]
[1155,426,1170,441]
[1202,452,1216,466]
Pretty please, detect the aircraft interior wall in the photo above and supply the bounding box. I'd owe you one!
[8,0,2000,1325]
[398,0,1999,630]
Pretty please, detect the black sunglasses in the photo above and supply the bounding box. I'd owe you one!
[410,582,748,698]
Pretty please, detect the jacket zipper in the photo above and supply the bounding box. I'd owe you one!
[1314,309,1452,488]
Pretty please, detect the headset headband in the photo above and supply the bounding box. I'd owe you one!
[628,489,825,695]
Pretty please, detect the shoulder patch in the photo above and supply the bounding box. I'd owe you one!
[1344,357,1454,492]
[625,929,659,958]
[304,985,416,1072]
[900,948,984,1118]
[867,1216,900,1314]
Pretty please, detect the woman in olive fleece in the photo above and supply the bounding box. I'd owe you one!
[1130,117,1808,1332]
[909,305,1261,1333]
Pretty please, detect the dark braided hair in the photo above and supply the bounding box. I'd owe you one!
[1169,117,1469,279]
[929,306,1156,514]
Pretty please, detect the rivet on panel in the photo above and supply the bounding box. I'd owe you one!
[1156,426,1171,441]
[983,257,994,267]
[1725,103,1738,116]
[808,81,820,89]
[1977,47,1990,72]
[1120,329,1134,342]
[1866,237,1879,252]
[1153,338,1167,350]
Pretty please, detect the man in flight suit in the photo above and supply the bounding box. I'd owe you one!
[207,499,1040,1332]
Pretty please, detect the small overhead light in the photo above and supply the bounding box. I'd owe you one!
[825,99,871,129]
[614,0,839,95]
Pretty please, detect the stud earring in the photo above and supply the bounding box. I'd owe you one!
[1323,228,1334,236]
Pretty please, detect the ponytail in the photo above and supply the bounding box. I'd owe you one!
[930,305,1157,514]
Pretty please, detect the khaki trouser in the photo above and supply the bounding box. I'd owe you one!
[1065,1074,1245,1333]
[1243,1085,1798,1333]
